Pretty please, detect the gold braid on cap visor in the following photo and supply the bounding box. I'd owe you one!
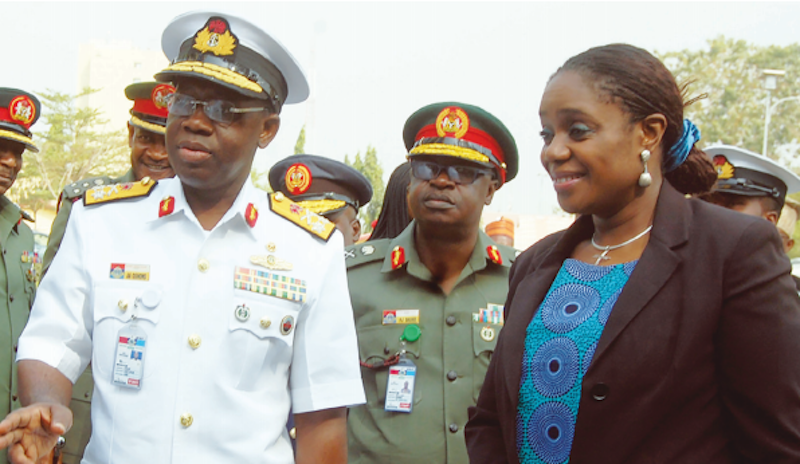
[0,129,37,152]
[409,143,490,164]
[162,61,264,94]
[296,199,348,215]
[130,116,166,135]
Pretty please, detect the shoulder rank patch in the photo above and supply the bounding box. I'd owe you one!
[62,175,115,204]
[344,240,389,269]
[269,192,336,241]
[84,178,157,206]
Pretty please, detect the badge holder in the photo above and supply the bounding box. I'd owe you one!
[384,324,421,414]
[112,300,148,390]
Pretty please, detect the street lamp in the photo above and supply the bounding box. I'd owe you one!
[763,69,786,157]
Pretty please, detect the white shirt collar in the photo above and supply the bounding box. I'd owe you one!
[150,177,262,238]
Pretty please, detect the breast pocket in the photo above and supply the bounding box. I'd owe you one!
[473,322,502,401]
[226,296,300,391]
[92,284,163,383]
[357,325,422,407]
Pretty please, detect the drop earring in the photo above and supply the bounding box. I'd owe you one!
[638,149,652,188]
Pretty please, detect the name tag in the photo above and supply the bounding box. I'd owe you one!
[382,309,420,325]
[109,263,150,281]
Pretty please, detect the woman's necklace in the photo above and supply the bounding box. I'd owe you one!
[590,225,653,265]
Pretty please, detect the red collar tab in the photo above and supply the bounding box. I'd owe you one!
[285,163,312,195]
[487,245,503,265]
[391,246,406,270]
[132,84,174,119]
[0,95,37,130]
[245,203,258,228]
[159,196,175,217]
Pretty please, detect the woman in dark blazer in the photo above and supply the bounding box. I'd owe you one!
[465,44,800,463]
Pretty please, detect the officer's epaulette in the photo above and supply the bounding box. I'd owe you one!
[62,176,116,202]
[83,178,157,207]
[268,192,336,241]
[344,239,390,269]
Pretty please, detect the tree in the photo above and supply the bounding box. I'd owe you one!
[657,37,800,167]
[345,145,384,232]
[294,125,306,154]
[8,88,129,214]
[250,125,308,191]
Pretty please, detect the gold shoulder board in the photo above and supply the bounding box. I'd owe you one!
[84,178,157,206]
[269,192,336,242]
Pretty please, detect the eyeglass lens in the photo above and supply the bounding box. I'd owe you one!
[167,93,262,125]
[411,160,487,185]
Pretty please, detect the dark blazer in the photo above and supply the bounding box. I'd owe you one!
[466,183,800,463]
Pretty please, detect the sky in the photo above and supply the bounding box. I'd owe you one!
[3,1,800,215]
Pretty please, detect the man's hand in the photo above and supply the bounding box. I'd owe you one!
[0,403,72,464]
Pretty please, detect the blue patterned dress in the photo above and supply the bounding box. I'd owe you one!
[516,259,637,464]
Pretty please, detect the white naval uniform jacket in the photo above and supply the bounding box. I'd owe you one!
[18,178,365,463]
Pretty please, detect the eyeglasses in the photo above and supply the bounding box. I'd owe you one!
[166,93,266,125]
[410,160,491,185]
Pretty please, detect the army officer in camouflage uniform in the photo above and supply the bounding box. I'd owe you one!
[346,102,518,463]
[41,81,174,464]
[0,88,40,464]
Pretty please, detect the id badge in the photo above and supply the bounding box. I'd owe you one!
[112,322,147,389]
[384,357,416,413]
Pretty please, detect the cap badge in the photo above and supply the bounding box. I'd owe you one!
[9,95,35,126]
[285,163,312,195]
[436,106,469,139]
[152,84,174,110]
[712,155,734,180]
[159,196,175,217]
[487,245,503,265]
[245,203,258,228]
[391,246,405,270]
[193,17,238,57]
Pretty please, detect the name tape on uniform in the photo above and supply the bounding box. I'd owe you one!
[109,263,151,281]
[234,266,307,303]
[382,309,420,325]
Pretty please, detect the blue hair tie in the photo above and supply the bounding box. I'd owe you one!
[663,119,700,173]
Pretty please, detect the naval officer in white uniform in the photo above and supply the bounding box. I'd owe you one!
[0,11,364,464]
